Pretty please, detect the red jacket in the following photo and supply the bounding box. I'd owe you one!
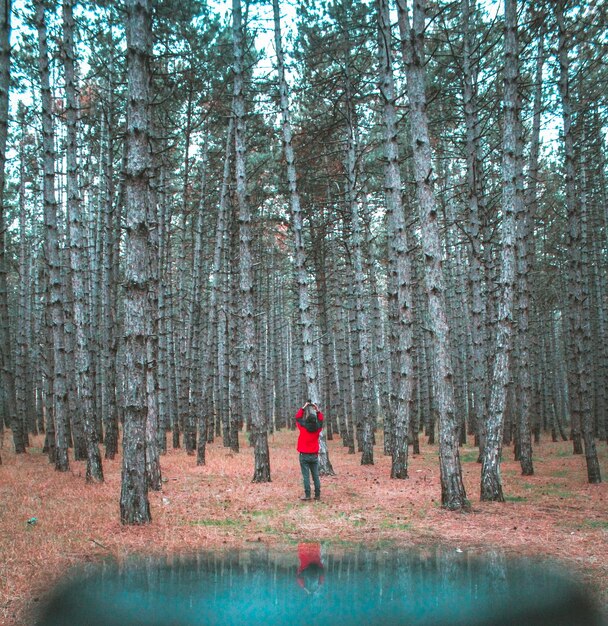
[295,407,324,454]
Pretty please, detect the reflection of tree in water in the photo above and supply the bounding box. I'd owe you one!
[36,546,603,626]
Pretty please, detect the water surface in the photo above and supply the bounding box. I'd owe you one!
[36,544,603,626]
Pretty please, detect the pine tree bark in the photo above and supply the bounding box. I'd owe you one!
[480,0,520,501]
[157,169,170,453]
[120,0,154,524]
[101,95,119,460]
[36,0,70,471]
[0,0,21,459]
[228,211,241,453]
[515,162,534,475]
[311,225,337,443]
[526,28,545,450]
[555,0,601,483]
[346,138,375,466]
[62,0,103,483]
[16,122,30,450]
[145,145,161,490]
[397,0,467,510]
[586,109,608,443]
[461,0,487,451]
[234,0,270,482]
[273,0,334,476]
[513,28,544,476]
[377,0,414,479]
[200,119,232,462]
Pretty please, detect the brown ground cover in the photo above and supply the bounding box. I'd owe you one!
[0,429,607,625]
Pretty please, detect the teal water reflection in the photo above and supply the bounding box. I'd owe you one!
[36,544,603,626]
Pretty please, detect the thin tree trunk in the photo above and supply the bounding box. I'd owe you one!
[556,0,601,483]
[462,0,487,453]
[514,26,545,478]
[36,0,70,472]
[345,142,374,465]
[199,118,233,463]
[397,0,467,510]
[480,0,520,501]
[515,165,534,475]
[526,28,545,451]
[273,0,333,474]
[15,109,30,452]
[101,90,119,460]
[63,0,103,483]
[377,0,414,479]
[0,0,16,462]
[312,231,336,444]
[156,168,169,455]
[145,133,161,490]
[228,208,241,453]
[186,145,205,461]
[120,0,154,524]
[234,0,270,482]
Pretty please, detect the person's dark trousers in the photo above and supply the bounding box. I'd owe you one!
[299,453,321,499]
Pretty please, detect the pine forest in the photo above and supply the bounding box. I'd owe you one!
[0,0,606,522]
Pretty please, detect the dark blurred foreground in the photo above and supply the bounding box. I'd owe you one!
[35,545,605,626]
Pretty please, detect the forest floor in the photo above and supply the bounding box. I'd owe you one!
[0,428,607,625]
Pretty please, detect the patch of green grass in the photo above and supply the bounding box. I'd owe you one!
[459,451,479,463]
[555,449,574,458]
[186,518,240,528]
[582,520,608,530]
[504,495,527,503]
[551,470,569,478]
[539,484,574,498]
[281,521,298,533]
[380,520,412,531]
[249,509,276,518]
[324,538,397,550]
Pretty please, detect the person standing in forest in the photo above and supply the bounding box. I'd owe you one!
[295,401,324,501]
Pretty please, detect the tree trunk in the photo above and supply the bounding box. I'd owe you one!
[120,0,154,524]
[145,137,161,491]
[15,107,31,454]
[397,0,467,510]
[461,0,488,452]
[234,0,270,482]
[555,0,601,483]
[100,87,119,460]
[228,208,241,454]
[0,0,17,463]
[480,0,520,501]
[156,169,169,455]
[526,28,545,453]
[273,0,333,475]
[377,0,414,479]
[513,29,544,477]
[63,0,104,483]
[199,118,232,463]
[36,0,70,472]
